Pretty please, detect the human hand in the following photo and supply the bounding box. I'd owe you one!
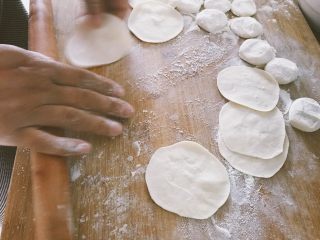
[84,0,129,26]
[0,45,134,156]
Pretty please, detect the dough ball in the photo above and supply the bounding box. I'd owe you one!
[239,39,276,66]
[172,0,203,14]
[289,98,320,132]
[231,0,257,17]
[65,14,132,68]
[229,17,263,38]
[217,66,280,112]
[196,9,228,33]
[204,0,231,13]
[265,58,299,85]
[219,133,289,178]
[129,0,170,8]
[128,1,184,43]
[219,102,286,159]
[145,141,230,219]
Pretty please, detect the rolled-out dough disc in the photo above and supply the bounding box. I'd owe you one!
[145,141,230,219]
[217,66,280,112]
[219,133,289,178]
[65,14,132,68]
[128,1,184,43]
[219,102,286,159]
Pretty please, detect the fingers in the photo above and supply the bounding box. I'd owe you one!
[85,0,106,16]
[35,60,125,98]
[105,0,130,19]
[16,128,92,156]
[52,86,134,118]
[27,106,124,137]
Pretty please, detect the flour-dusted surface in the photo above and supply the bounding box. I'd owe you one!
[62,0,319,239]
[2,0,320,239]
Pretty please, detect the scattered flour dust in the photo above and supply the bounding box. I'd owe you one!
[66,0,320,239]
[258,0,298,19]
[177,163,299,240]
[128,28,239,98]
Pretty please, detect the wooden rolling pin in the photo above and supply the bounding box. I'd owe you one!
[29,0,73,239]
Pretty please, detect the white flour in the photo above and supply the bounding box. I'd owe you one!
[65,0,320,239]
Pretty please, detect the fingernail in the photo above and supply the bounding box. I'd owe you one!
[124,104,135,117]
[74,143,91,153]
[67,142,91,154]
[113,86,125,96]
[105,120,123,136]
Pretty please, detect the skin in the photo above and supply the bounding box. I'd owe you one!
[0,1,134,156]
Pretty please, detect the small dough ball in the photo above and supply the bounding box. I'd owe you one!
[231,0,256,17]
[65,14,132,68]
[204,0,231,13]
[219,102,286,159]
[239,39,276,66]
[172,0,203,14]
[229,17,263,38]
[129,0,170,8]
[146,141,230,219]
[128,1,184,43]
[265,58,299,85]
[217,66,279,112]
[196,9,228,33]
[289,98,320,132]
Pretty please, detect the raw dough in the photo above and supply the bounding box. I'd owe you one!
[231,0,256,17]
[219,102,286,159]
[129,0,170,8]
[204,0,231,13]
[128,1,184,43]
[172,0,203,14]
[219,133,289,178]
[217,66,280,112]
[289,98,320,132]
[196,9,228,33]
[239,39,276,66]
[229,17,263,38]
[265,58,299,85]
[145,141,230,219]
[65,14,132,68]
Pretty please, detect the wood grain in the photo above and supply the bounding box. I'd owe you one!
[29,0,73,239]
[2,0,320,239]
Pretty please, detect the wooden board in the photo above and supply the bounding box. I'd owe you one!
[2,0,320,239]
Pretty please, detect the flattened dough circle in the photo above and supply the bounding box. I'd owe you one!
[128,1,184,43]
[145,141,230,219]
[65,14,132,68]
[219,102,286,159]
[217,66,280,112]
[219,133,289,178]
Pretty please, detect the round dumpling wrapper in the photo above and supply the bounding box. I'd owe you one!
[219,133,289,178]
[146,141,230,219]
[217,66,280,112]
[65,14,132,68]
[219,102,286,159]
[128,1,184,43]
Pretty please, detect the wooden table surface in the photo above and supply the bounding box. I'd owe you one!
[2,0,320,239]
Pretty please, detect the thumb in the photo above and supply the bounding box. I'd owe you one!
[85,0,105,26]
